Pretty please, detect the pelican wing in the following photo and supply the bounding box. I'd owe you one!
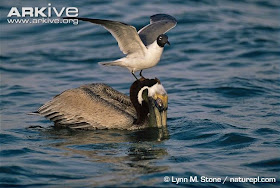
[66,17,147,56]
[138,14,177,46]
[37,84,136,129]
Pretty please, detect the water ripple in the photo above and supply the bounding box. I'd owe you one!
[1,0,279,187]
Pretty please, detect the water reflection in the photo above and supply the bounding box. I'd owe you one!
[39,127,170,175]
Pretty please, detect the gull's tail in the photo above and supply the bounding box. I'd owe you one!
[99,61,124,67]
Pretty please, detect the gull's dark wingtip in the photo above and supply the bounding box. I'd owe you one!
[150,14,177,24]
[63,17,92,22]
[63,17,131,26]
[63,17,104,25]
[63,17,83,20]
[62,17,77,19]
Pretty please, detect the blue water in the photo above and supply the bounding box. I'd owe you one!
[1,0,280,187]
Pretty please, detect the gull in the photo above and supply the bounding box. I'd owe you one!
[64,14,177,79]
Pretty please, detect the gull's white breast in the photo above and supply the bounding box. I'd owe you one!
[122,41,164,73]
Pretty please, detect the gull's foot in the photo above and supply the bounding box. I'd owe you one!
[132,72,138,80]
[139,70,146,79]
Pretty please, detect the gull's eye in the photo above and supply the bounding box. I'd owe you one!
[159,36,162,40]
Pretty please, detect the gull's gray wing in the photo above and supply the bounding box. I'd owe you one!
[138,14,177,46]
[65,17,146,56]
[36,84,136,129]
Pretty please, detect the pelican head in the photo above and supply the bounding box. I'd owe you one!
[130,77,168,128]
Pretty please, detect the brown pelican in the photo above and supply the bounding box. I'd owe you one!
[32,78,168,130]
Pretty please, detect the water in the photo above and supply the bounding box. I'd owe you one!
[1,0,280,187]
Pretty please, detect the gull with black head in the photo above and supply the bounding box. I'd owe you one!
[64,14,177,79]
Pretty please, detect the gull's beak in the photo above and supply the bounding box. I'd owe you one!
[147,93,168,128]
[166,40,170,46]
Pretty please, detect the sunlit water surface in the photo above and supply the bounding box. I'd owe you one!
[1,0,279,187]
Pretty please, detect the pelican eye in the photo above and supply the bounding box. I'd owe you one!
[156,98,163,107]
[154,98,165,112]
